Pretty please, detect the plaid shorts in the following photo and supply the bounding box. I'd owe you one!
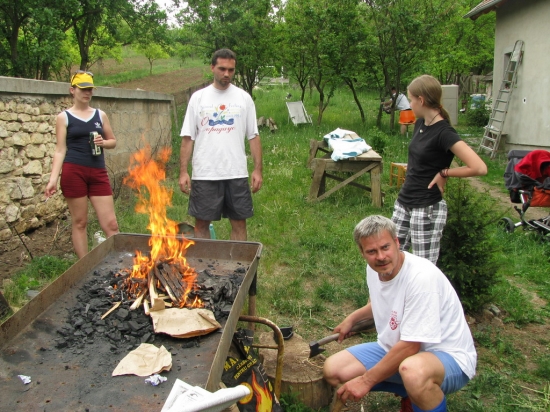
[391,200,447,264]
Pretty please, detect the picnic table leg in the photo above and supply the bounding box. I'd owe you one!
[371,164,382,207]
[309,161,326,201]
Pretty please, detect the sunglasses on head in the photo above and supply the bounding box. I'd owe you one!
[74,70,94,77]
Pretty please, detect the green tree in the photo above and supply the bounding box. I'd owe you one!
[438,178,500,312]
[179,0,281,96]
[422,0,495,85]
[359,0,457,130]
[0,0,167,78]
[136,43,169,74]
[278,0,315,102]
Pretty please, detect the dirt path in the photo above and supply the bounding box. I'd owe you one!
[468,176,550,221]
[110,66,208,95]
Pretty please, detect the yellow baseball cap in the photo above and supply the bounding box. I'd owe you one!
[71,71,95,88]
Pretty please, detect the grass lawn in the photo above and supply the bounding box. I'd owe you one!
[4,75,550,411]
[112,84,550,411]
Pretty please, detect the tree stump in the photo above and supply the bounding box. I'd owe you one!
[258,332,332,409]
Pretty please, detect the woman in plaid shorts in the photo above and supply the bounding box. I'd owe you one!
[391,75,487,264]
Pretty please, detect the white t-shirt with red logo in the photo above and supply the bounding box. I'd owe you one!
[180,84,258,180]
[366,251,477,379]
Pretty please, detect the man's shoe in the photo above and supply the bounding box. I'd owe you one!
[400,397,414,412]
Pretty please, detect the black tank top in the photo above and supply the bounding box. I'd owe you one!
[63,109,106,169]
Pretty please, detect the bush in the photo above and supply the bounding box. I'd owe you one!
[437,178,501,312]
[366,126,388,155]
[465,104,490,127]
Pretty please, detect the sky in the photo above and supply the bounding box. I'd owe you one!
[155,0,179,26]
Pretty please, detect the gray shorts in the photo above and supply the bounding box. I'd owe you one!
[188,178,254,221]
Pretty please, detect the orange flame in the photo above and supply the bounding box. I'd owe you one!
[251,370,273,412]
[123,144,202,308]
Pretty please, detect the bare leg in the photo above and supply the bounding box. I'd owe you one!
[66,197,89,259]
[400,124,407,135]
[89,195,119,237]
[229,219,247,241]
[324,349,367,387]
[400,352,445,410]
[194,219,211,239]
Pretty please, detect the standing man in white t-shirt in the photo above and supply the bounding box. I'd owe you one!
[179,49,262,240]
[323,215,476,412]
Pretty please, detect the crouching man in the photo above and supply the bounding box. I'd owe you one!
[323,215,476,412]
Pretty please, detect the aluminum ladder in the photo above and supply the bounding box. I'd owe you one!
[478,40,524,159]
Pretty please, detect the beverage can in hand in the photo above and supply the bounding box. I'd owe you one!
[89,132,101,156]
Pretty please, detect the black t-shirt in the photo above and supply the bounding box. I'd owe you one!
[397,119,461,208]
[63,109,106,169]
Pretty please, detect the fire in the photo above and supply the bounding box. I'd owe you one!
[251,370,273,412]
[123,144,202,308]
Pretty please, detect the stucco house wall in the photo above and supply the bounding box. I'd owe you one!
[492,0,550,150]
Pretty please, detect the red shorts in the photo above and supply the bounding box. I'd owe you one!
[60,162,113,198]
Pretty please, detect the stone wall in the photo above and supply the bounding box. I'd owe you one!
[0,76,175,241]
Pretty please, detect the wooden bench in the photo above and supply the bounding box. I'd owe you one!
[307,139,384,206]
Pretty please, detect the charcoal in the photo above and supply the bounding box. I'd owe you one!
[55,339,68,349]
[55,255,243,352]
[73,317,84,328]
[116,308,129,320]
[57,325,74,337]
[220,304,232,315]
[117,323,130,332]
[104,286,116,295]
[128,321,141,331]
[107,330,122,342]
[181,338,200,349]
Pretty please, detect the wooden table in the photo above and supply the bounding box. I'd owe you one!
[307,139,383,206]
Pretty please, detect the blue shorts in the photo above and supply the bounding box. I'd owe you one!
[347,342,469,397]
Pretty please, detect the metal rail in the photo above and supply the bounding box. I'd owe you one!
[238,315,285,399]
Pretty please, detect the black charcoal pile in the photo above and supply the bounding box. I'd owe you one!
[193,268,245,319]
[54,264,246,353]
[54,269,156,353]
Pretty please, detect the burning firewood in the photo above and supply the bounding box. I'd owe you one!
[121,144,203,314]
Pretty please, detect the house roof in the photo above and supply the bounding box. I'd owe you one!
[464,0,508,20]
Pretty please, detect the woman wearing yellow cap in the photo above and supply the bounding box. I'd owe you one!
[45,71,119,258]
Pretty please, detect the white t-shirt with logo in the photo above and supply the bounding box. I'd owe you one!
[366,251,477,379]
[180,84,258,180]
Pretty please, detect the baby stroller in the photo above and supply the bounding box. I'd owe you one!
[501,149,550,237]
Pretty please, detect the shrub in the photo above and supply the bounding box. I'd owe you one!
[437,178,501,312]
[366,126,388,155]
[465,103,490,127]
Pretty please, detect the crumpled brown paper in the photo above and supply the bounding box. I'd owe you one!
[112,343,172,377]
[150,308,221,338]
